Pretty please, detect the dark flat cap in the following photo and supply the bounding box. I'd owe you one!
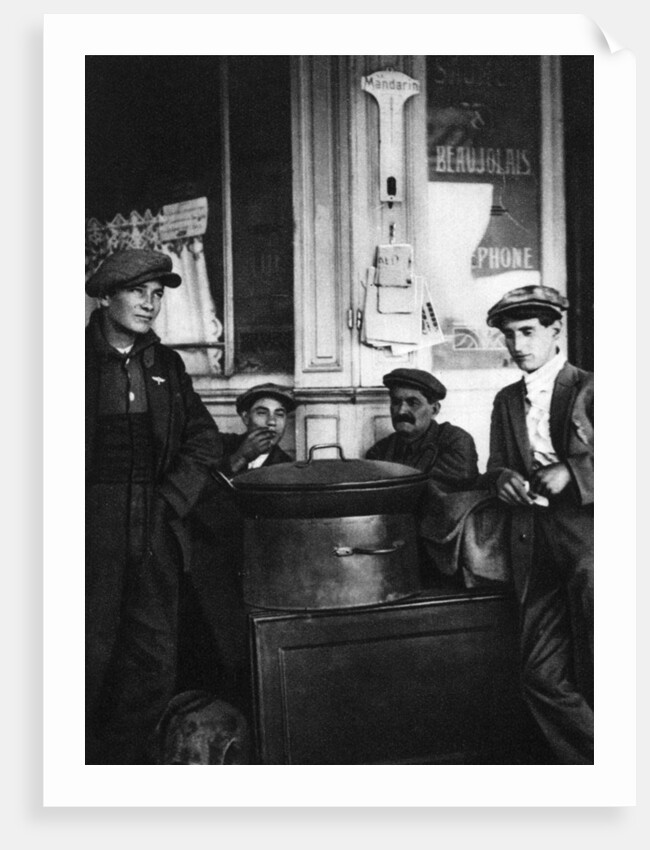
[236,383,296,415]
[383,368,446,401]
[487,285,569,327]
[86,249,182,298]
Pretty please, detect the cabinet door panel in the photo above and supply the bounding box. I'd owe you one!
[251,593,527,765]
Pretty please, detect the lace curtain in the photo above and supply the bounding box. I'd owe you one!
[85,209,224,375]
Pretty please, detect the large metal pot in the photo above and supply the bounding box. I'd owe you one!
[215,444,428,611]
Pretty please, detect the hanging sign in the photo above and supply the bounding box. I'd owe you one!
[361,69,420,203]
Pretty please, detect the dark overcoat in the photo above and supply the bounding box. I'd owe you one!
[366,420,479,493]
[85,312,223,762]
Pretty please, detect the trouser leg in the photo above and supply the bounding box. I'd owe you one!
[86,484,130,763]
[176,572,225,695]
[89,491,181,764]
[565,531,594,708]
[515,513,594,765]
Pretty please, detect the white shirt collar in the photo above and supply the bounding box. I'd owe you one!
[523,350,566,397]
[247,453,270,470]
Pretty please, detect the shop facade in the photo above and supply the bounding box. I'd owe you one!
[85,55,593,468]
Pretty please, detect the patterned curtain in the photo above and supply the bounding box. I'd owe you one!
[85,209,224,375]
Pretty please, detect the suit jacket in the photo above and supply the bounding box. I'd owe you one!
[482,361,593,506]
[474,361,594,595]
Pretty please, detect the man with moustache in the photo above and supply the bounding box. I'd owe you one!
[366,368,479,493]
[85,248,223,764]
[480,285,594,764]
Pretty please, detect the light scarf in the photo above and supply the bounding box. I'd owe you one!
[523,350,566,468]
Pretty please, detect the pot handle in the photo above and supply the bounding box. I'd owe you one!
[333,539,406,557]
[298,444,347,467]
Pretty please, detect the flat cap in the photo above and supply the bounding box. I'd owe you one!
[236,383,296,415]
[383,368,447,401]
[487,285,569,327]
[86,248,182,298]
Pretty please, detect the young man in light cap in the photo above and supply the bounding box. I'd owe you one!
[366,368,479,493]
[482,284,594,764]
[85,248,223,764]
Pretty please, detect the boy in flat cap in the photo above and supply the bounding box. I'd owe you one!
[85,248,223,764]
[221,383,295,474]
[366,368,479,493]
[482,284,594,764]
[186,384,295,712]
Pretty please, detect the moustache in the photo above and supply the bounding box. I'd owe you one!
[393,414,415,424]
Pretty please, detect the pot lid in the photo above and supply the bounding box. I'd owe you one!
[232,444,428,492]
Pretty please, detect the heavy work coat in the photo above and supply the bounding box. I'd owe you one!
[366,420,479,493]
[85,312,223,762]
[85,315,223,540]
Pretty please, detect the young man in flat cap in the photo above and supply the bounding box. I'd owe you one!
[85,248,223,764]
[482,284,594,764]
[366,368,479,493]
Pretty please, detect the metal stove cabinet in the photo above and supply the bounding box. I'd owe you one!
[248,586,535,765]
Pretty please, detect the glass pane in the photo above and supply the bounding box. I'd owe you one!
[426,56,541,368]
[228,56,294,374]
[86,56,295,377]
[85,55,227,376]
[85,55,223,219]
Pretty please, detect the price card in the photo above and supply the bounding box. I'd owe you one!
[376,244,414,313]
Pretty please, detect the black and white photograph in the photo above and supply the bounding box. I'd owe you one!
[41,12,635,810]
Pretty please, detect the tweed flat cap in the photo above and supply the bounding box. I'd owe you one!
[487,285,569,327]
[383,368,447,401]
[236,383,297,415]
[86,249,182,298]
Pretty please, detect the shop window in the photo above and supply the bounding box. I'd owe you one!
[425,55,542,368]
[85,55,294,377]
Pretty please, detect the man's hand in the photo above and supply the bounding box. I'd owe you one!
[229,427,275,473]
[530,462,571,498]
[496,469,536,507]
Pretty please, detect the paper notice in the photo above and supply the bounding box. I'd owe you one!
[362,267,421,345]
[160,197,208,241]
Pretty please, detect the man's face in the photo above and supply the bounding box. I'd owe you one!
[389,386,439,441]
[242,397,288,447]
[99,280,164,344]
[500,316,561,373]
